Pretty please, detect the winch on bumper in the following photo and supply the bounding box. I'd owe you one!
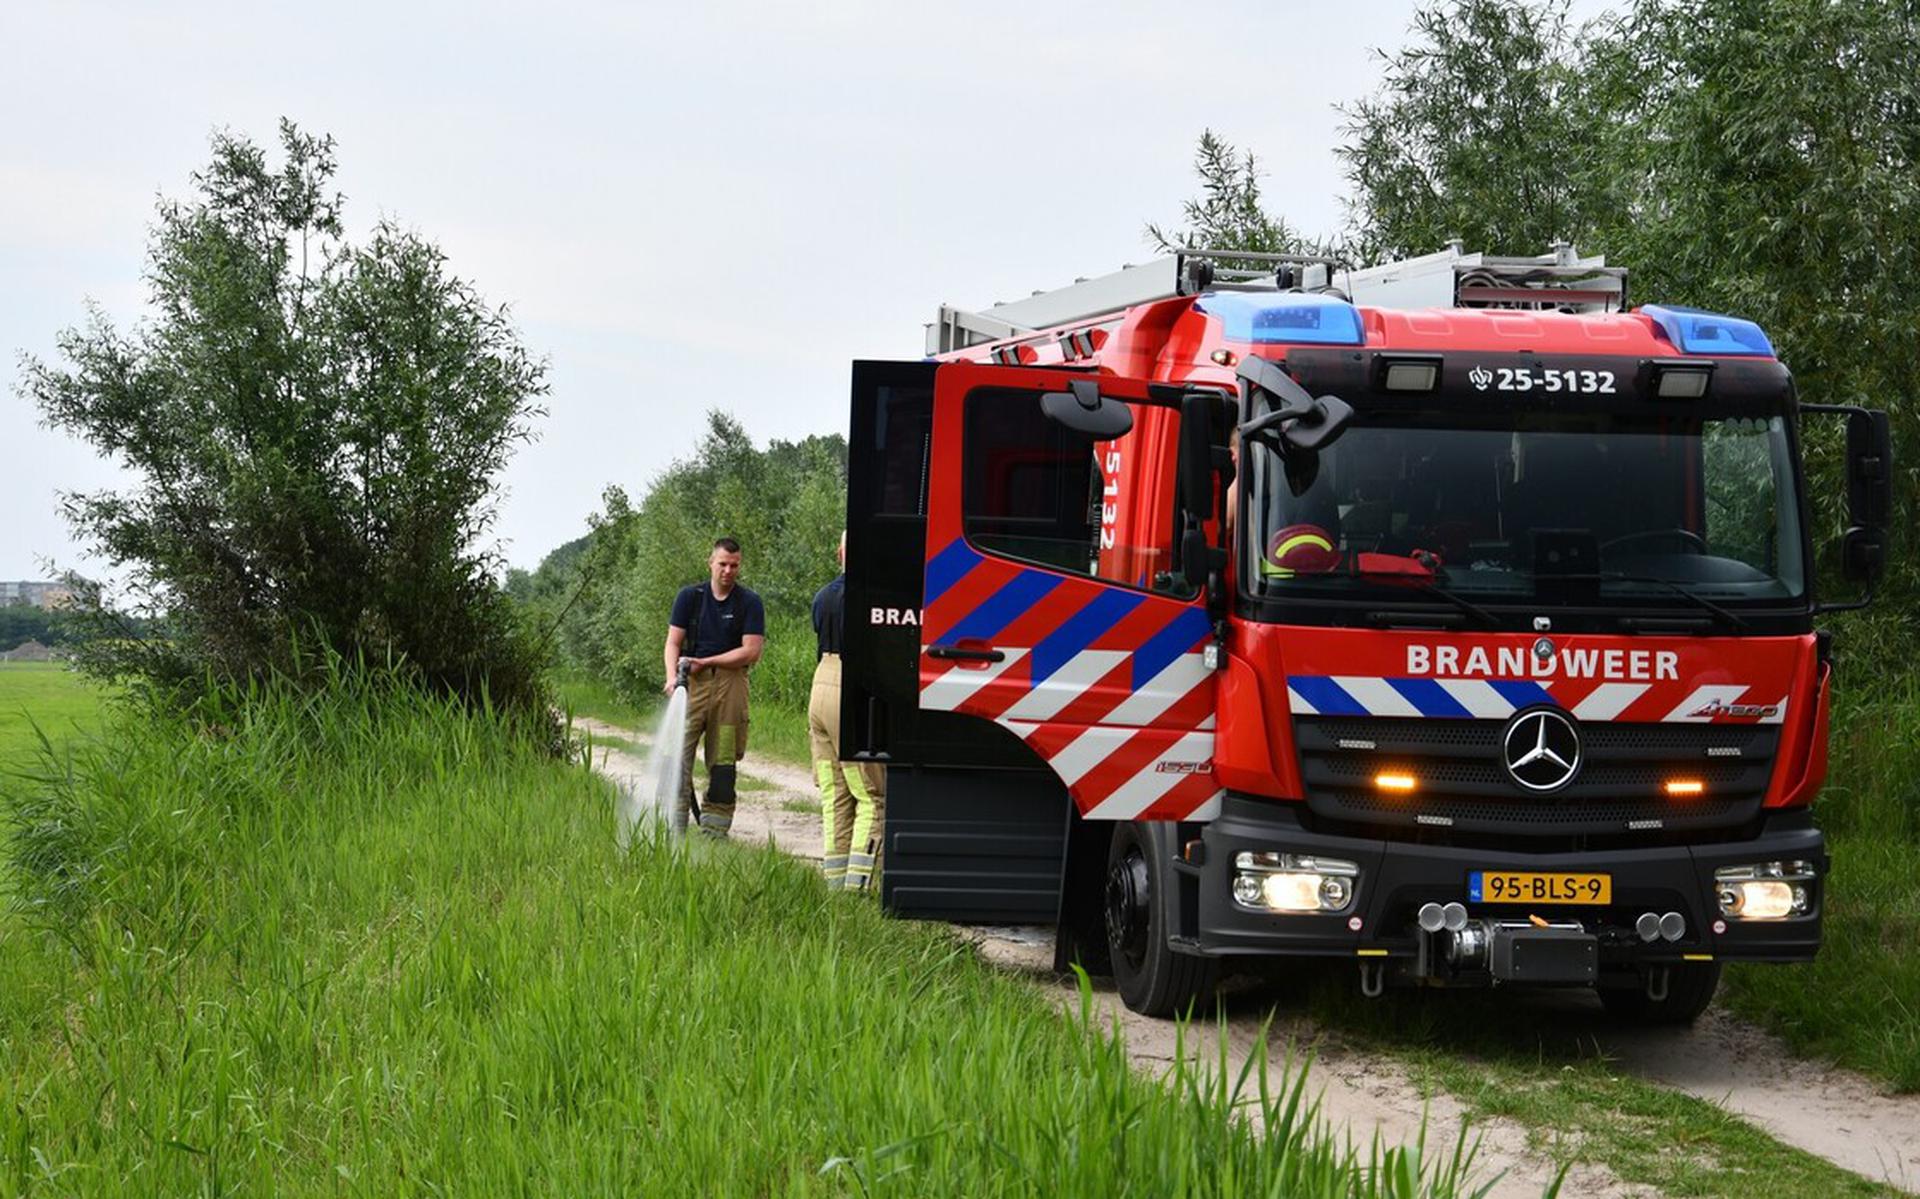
[1171,797,1827,988]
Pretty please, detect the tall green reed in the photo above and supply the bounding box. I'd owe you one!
[2,666,1492,1196]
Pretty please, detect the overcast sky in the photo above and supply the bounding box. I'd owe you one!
[1,0,1620,579]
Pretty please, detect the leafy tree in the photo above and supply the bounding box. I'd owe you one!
[21,122,551,713]
[1608,0,1920,650]
[1335,0,1618,262]
[1147,130,1309,266]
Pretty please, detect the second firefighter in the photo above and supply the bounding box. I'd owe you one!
[809,534,886,890]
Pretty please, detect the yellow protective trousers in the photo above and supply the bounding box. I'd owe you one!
[807,653,886,890]
[678,666,750,837]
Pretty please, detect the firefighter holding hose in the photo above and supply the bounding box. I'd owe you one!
[664,537,765,838]
[809,533,886,890]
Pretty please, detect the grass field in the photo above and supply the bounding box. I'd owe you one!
[0,661,106,768]
[0,671,1473,1197]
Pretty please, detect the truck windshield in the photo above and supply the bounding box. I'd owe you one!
[1244,413,1806,610]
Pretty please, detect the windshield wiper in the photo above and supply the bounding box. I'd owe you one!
[1607,573,1749,630]
[1351,570,1502,628]
[1551,571,1750,631]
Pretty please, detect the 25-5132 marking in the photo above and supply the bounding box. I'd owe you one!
[1469,366,1617,394]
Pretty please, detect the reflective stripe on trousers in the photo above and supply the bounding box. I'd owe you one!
[808,652,886,891]
[816,760,848,888]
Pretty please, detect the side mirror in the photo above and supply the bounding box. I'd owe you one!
[1176,390,1235,593]
[1282,395,1354,453]
[1177,393,1215,528]
[1041,378,1133,439]
[1841,408,1893,585]
[1235,355,1354,453]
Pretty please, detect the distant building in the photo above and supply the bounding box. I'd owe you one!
[0,581,74,610]
[0,639,57,662]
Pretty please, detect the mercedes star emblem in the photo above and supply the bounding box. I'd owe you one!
[1502,708,1582,792]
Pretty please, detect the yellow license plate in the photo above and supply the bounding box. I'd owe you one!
[1469,871,1611,905]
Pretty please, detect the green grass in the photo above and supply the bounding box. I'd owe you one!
[1720,682,1920,1091]
[0,662,106,768]
[551,667,654,730]
[746,699,814,769]
[0,671,1481,1197]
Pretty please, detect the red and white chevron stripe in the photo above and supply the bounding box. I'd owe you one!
[921,646,1221,821]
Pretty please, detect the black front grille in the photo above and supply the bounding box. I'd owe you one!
[1296,716,1777,839]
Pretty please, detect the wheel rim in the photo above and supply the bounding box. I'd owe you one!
[1104,843,1152,971]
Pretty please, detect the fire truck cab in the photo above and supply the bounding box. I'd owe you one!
[839,246,1892,1020]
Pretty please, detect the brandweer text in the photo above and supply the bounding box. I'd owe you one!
[1406,645,1680,681]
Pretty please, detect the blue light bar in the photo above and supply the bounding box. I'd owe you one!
[1641,304,1775,357]
[1195,291,1365,346]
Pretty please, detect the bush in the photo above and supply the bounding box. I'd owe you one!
[21,121,550,719]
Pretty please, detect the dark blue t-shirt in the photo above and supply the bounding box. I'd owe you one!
[670,583,766,659]
[811,574,846,657]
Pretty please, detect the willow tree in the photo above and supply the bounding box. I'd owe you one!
[22,121,551,713]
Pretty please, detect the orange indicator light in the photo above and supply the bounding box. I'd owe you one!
[1374,771,1418,794]
[1665,779,1705,797]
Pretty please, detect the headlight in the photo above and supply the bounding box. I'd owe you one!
[1232,851,1360,914]
[1715,861,1815,920]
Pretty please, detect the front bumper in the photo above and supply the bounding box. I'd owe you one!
[1178,796,1825,975]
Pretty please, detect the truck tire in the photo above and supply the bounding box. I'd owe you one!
[1598,961,1721,1025]
[1103,821,1218,1017]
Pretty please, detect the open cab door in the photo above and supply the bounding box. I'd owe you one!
[843,359,1233,920]
[916,362,1228,821]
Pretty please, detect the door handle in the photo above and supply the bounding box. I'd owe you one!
[927,644,1006,663]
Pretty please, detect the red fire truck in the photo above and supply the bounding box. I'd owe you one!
[839,246,1891,1021]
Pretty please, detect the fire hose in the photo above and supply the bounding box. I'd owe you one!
[674,658,698,830]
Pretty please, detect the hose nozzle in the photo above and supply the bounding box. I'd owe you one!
[675,659,692,689]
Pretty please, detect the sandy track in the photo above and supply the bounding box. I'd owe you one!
[1596,1005,1919,1189]
[579,717,1918,1195]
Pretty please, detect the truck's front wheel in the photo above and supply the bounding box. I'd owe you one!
[1104,821,1218,1017]
[1598,961,1722,1025]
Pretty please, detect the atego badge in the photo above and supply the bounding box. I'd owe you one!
[1502,708,1582,792]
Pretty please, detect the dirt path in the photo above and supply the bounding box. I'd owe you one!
[1594,1005,1920,1189]
[578,717,1918,1195]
